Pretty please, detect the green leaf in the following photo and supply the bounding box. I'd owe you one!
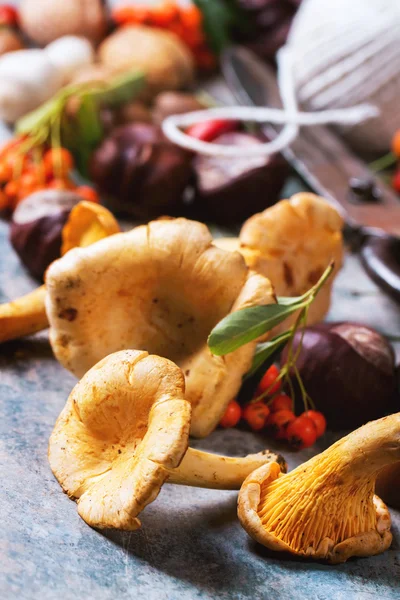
[193,0,248,55]
[208,302,306,356]
[247,331,292,377]
[64,94,103,177]
[16,71,145,140]
[89,70,145,108]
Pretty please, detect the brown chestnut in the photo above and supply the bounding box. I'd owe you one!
[116,101,153,125]
[192,132,288,223]
[280,322,398,430]
[89,123,193,219]
[152,92,204,127]
[10,189,82,280]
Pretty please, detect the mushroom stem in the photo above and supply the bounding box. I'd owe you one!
[0,285,48,343]
[332,413,400,478]
[166,448,286,490]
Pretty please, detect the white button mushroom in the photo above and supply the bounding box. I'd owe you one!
[0,49,64,122]
[45,36,95,85]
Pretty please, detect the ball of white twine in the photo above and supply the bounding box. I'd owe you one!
[162,47,379,157]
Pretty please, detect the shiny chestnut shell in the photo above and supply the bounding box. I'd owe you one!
[192,132,288,224]
[89,123,193,219]
[10,190,82,280]
[281,322,398,430]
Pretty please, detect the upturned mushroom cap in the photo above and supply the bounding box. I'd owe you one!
[49,349,190,530]
[215,193,343,328]
[238,414,400,564]
[45,217,275,437]
[49,349,286,530]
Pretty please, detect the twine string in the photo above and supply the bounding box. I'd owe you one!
[162,47,380,158]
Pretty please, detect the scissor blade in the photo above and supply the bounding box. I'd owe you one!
[221,46,400,236]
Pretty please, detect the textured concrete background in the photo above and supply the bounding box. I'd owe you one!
[1,208,400,599]
[0,5,399,590]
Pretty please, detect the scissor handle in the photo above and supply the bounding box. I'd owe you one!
[360,234,400,303]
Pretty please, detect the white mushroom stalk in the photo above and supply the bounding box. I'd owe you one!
[238,414,400,564]
[166,448,284,490]
[49,350,286,531]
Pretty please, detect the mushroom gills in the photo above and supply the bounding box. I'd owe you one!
[238,414,400,563]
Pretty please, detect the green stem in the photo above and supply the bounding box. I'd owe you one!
[50,114,62,179]
[308,262,335,300]
[369,152,397,173]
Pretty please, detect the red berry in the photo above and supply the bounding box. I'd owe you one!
[75,185,100,204]
[243,402,270,431]
[186,119,239,142]
[286,416,317,450]
[4,179,18,197]
[219,400,241,428]
[266,409,295,440]
[392,130,400,157]
[0,161,11,182]
[270,393,292,413]
[0,5,18,26]
[302,410,326,438]
[392,170,400,194]
[112,7,138,25]
[258,364,281,396]
[44,147,74,177]
[47,178,70,190]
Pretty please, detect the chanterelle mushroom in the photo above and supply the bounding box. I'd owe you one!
[1,194,342,345]
[45,217,275,437]
[238,414,400,564]
[215,193,343,328]
[0,201,120,344]
[49,349,286,530]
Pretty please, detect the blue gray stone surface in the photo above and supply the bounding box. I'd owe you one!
[1,210,400,600]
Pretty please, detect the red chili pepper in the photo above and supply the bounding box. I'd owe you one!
[186,119,239,142]
[0,5,19,26]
